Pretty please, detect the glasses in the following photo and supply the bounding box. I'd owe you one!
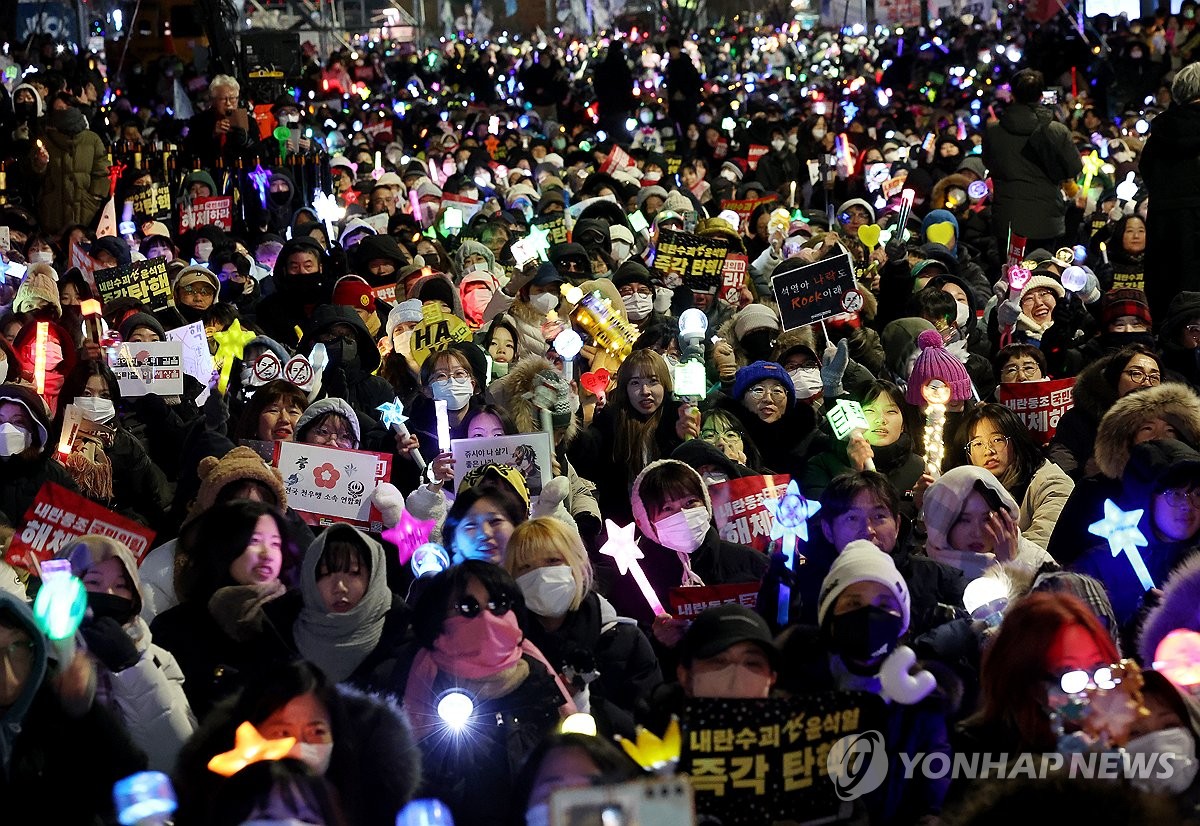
[1184,324,1200,339]
[746,384,789,401]
[1122,368,1161,386]
[452,593,513,619]
[214,95,239,104]
[1001,363,1042,379]
[1050,663,1128,696]
[310,426,356,449]
[559,259,584,272]
[1020,289,1056,306]
[317,333,355,346]
[431,369,471,383]
[182,284,215,297]
[1162,488,1200,510]
[701,427,743,445]
[966,435,1010,456]
[0,639,34,666]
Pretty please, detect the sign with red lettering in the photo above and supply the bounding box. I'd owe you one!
[719,196,776,226]
[999,378,1075,445]
[719,253,749,303]
[670,582,761,618]
[710,474,791,552]
[273,441,392,529]
[748,145,769,170]
[179,196,234,233]
[771,252,858,330]
[7,482,156,570]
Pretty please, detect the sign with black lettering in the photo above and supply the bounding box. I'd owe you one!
[771,253,858,330]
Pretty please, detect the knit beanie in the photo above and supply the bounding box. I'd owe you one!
[1018,275,1066,304]
[295,397,362,445]
[904,329,973,406]
[13,263,61,316]
[189,446,288,517]
[836,198,876,224]
[732,304,781,340]
[1101,288,1152,328]
[817,540,911,634]
[731,360,795,410]
[118,312,167,342]
[387,299,424,336]
[663,190,695,216]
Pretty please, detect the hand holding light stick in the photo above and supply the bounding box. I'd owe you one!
[600,520,666,617]
[377,398,425,470]
[827,399,876,472]
[81,299,103,344]
[1088,499,1154,593]
[33,320,48,395]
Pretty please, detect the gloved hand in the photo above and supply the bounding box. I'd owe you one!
[821,338,850,398]
[653,286,674,314]
[1077,267,1102,304]
[80,616,140,673]
[996,298,1022,329]
[203,386,230,434]
[884,238,908,263]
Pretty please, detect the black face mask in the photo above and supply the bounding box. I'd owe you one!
[14,101,36,121]
[740,329,776,363]
[87,591,138,626]
[1102,330,1155,351]
[323,337,359,368]
[829,604,904,675]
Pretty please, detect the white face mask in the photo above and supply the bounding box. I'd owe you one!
[955,301,970,329]
[529,292,559,314]
[30,250,53,265]
[73,396,116,424]
[643,170,662,182]
[516,565,576,618]
[789,367,823,400]
[431,377,474,411]
[691,663,773,699]
[654,506,710,553]
[292,741,334,776]
[771,139,787,152]
[1125,726,1198,795]
[813,128,828,140]
[0,422,31,457]
[611,241,631,263]
[624,293,653,322]
[525,802,550,826]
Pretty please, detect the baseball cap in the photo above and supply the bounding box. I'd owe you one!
[678,603,778,666]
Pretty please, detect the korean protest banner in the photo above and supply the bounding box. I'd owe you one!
[747,145,769,170]
[179,195,234,233]
[720,196,776,226]
[7,482,156,570]
[128,183,172,220]
[409,303,472,366]
[999,378,1075,445]
[653,229,730,293]
[710,475,790,552]
[94,256,173,312]
[451,432,553,501]
[719,253,749,304]
[771,252,859,331]
[531,213,568,246]
[682,693,884,826]
[272,441,392,530]
[110,341,185,397]
[166,321,215,405]
[670,582,761,619]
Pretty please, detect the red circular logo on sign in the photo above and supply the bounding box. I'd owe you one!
[253,353,281,383]
[285,357,313,387]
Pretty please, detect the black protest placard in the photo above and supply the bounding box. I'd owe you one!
[682,692,883,825]
[128,184,172,221]
[653,228,730,293]
[771,252,860,330]
[532,214,568,245]
[93,256,173,312]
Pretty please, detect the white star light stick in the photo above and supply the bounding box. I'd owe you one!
[377,397,425,470]
[1088,499,1154,592]
[763,480,821,627]
[600,520,666,617]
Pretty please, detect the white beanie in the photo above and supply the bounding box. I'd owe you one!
[817,540,911,634]
[386,298,424,337]
[732,304,781,340]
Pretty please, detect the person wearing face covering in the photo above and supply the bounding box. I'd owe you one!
[299,304,394,421]
[256,236,333,347]
[31,102,110,234]
[57,536,196,772]
[0,383,80,525]
[755,126,801,196]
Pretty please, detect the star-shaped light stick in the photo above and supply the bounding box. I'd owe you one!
[599,519,665,617]
[207,722,296,777]
[1088,499,1154,592]
[378,397,425,470]
[524,221,552,261]
[212,319,257,395]
[1080,150,1103,191]
[763,479,822,569]
[383,509,436,565]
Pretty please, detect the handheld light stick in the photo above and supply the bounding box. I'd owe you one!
[435,399,451,453]
[921,380,950,478]
[1154,629,1200,691]
[963,576,1009,627]
[396,799,456,826]
[81,299,103,344]
[674,309,708,425]
[1006,264,1032,302]
[1088,499,1154,592]
[212,320,257,395]
[1061,266,1089,293]
[1100,241,1110,265]
[207,722,296,777]
[249,163,269,209]
[599,519,666,617]
[763,479,822,626]
[615,718,682,773]
[34,320,48,395]
[273,126,291,161]
[410,542,450,578]
[378,398,426,470]
[383,510,436,566]
[553,328,583,381]
[561,712,598,736]
[827,399,876,471]
[1081,151,1102,191]
[113,772,176,826]
[436,690,475,734]
[409,189,424,226]
[894,188,915,243]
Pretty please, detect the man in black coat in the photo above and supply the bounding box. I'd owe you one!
[183,75,261,168]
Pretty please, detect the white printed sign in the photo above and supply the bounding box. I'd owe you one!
[110,341,185,397]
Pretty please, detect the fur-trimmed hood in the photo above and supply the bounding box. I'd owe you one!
[1094,383,1200,479]
[485,355,579,444]
[630,459,712,545]
[931,173,973,212]
[1139,553,1200,664]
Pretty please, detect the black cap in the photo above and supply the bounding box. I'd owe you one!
[678,604,777,666]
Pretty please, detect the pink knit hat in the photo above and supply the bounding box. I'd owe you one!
[904,329,973,406]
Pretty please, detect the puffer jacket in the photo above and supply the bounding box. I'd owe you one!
[37,117,111,234]
[1017,458,1075,550]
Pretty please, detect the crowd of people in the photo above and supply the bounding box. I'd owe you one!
[3,5,1200,825]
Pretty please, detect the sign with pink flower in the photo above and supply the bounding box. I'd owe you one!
[272,441,392,529]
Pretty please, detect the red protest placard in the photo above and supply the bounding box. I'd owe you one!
[999,378,1075,445]
[7,482,157,571]
[719,253,749,303]
[747,145,769,170]
[719,196,775,226]
[179,196,234,233]
[670,582,761,618]
[710,475,791,553]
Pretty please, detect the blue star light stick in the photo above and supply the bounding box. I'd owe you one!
[378,397,426,471]
[1088,499,1154,592]
[763,480,822,626]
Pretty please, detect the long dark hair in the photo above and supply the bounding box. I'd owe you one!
[175,499,299,602]
[410,559,528,648]
[55,359,123,427]
[855,379,920,446]
[945,403,1044,489]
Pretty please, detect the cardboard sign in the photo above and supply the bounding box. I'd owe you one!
[531,213,568,246]
[1006,231,1027,267]
[720,196,776,226]
[710,475,791,553]
[362,212,390,234]
[682,693,882,826]
[128,183,172,220]
[999,378,1075,445]
[600,144,637,174]
[272,441,392,529]
[719,253,749,303]
[451,431,553,500]
[179,196,234,233]
[409,303,472,366]
[771,252,858,331]
[166,321,214,404]
[110,341,185,397]
[70,240,98,292]
[653,229,730,293]
[748,145,769,170]
[670,582,761,618]
[7,482,157,570]
[94,256,173,311]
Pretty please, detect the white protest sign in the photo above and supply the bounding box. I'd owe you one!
[110,341,185,397]
[272,441,392,528]
[451,431,553,501]
[166,321,215,405]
